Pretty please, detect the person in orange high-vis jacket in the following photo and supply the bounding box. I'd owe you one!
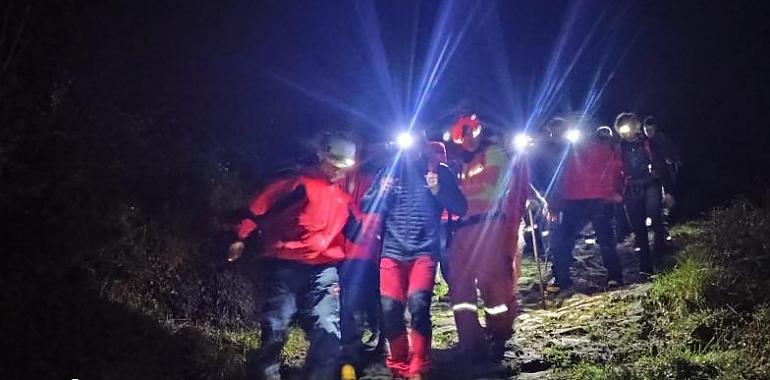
[228,135,357,380]
[448,114,530,363]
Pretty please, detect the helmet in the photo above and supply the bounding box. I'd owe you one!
[320,135,356,169]
[595,125,614,140]
[614,112,640,142]
[642,116,656,128]
[450,113,482,147]
[542,117,568,139]
[642,116,657,138]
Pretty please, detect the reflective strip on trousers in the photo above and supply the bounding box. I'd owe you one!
[484,304,509,315]
[452,303,478,312]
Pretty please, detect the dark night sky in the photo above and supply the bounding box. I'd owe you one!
[57,0,770,217]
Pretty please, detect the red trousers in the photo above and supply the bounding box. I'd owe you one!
[379,256,436,377]
[449,220,522,350]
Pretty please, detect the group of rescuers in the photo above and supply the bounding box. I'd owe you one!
[226,111,681,380]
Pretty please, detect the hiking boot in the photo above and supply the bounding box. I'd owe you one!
[463,357,515,379]
[639,271,655,282]
[451,344,488,362]
[341,364,357,380]
[487,339,508,361]
[546,278,571,294]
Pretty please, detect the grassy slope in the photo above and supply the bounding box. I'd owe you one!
[551,199,770,380]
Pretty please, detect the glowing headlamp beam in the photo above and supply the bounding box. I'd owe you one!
[565,129,581,143]
[396,132,415,149]
[513,133,532,151]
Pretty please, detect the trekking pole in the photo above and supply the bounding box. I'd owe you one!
[527,208,547,309]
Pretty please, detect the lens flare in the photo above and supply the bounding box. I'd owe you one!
[396,132,414,149]
[565,129,581,143]
[513,133,532,151]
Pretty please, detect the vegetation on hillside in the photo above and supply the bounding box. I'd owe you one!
[552,197,770,379]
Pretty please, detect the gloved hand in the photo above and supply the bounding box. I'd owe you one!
[227,241,245,262]
[525,197,545,218]
[425,172,440,195]
[663,193,676,208]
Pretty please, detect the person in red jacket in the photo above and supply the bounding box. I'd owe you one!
[448,114,530,364]
[546,126,625,293]
[227,134,357,380]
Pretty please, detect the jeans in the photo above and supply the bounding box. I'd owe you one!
[338,258,380,367]
[625,179,667,273]
[249,259,341,380]
[550,200,623,286]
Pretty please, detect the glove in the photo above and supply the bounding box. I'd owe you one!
[663,193,676,208]
[525,197,544,217]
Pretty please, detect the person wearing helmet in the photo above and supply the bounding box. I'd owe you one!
[545,125,625,293]
[228,134,358,380]
[447,113,530,367]
[615,113,669,276]
[361,131,466,380]
[529,117,571,208]
[642,116,682,225]
[597,125,633,240]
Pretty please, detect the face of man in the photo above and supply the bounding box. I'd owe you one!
[318,137,356,181]
[644,124,657,138]
[460,126,481,152]
[318,159,348,182]
[596,127,614,143]
[404,140,427,163]
[619,121,641,142]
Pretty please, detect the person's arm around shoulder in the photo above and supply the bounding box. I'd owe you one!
[434,164,467,217]
[360,168,391,214]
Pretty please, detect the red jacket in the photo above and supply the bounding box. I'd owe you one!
[236,169,351,265]
[340,170,381,261]
[560,140,623,201]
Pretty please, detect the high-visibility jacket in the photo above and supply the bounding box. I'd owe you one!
[237,168,351,265]
[458,142,529,219]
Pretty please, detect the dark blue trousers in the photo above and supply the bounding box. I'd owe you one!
[250,259,341,380]
[550,200,623,286]
[625,179,667,273]
[338,258,380,367]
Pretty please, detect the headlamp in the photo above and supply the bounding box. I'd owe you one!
[396,132,415,149]
[337,158,356,168]
[442,131,451,142]
[618,124,632,135]
[565,129,581,143]
[513,133,532,151]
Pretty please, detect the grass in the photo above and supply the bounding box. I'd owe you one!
[433,276,450,300]
[648,247,715,313]
[553,198,770,380]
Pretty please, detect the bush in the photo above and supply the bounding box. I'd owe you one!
[557,198,770,379]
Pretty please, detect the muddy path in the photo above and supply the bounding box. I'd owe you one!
[358,239,652,379]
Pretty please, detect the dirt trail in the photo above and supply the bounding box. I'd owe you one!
[360,239,651,379]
